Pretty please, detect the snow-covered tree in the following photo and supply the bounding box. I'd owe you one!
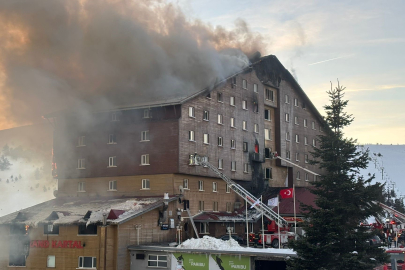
[288,83,388,270]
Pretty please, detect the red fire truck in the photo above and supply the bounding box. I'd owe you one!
[250,220,297,248]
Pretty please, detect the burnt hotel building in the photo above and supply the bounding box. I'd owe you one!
[0,55,324,270]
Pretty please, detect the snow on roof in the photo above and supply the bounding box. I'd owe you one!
[174,236,297,255]
[193,209,262,222]
[0,196,179,227]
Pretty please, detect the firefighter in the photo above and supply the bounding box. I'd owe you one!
[254,232,260,248]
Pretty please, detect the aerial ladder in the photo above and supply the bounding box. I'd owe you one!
[378,202,405,223]
[190,153,288,227]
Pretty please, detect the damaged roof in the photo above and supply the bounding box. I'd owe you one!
[193,209,262,223]
[0,196,179,226]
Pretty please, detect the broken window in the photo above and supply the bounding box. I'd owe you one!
[265,168,272,179]
[78,224,97,235]
[217,92,223,102]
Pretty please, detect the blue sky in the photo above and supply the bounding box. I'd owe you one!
[179,0,405,144]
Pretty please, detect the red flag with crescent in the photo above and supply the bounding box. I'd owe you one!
[280,188,293,199]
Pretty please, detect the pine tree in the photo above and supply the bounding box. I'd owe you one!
[287,83,388,270]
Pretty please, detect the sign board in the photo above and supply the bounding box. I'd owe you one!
[161,224,169,230]
[173,253,209,270]
[30,240,83,249]
[210,255,250,270]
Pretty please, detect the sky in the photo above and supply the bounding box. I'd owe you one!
[178,0,405,144]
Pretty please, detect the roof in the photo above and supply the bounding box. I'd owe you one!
[193,209,262,223]
[0,195,179,226]
[127,244,297,258]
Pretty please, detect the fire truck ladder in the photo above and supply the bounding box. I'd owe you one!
[378,202,405,222]
[191,154,288,227]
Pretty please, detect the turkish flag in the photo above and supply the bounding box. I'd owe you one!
[280,188,294,199]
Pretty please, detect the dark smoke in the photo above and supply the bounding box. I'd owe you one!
[0,0,266,127]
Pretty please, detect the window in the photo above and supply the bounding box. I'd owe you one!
[243,142,248,152]
[264,109,271,121]
[243,163,249,173]
[148,255,167,268]
[296,171,301,180]
[188,154,195,165]
[78,182,85,192]
[312,121,316,130]
[230,139,236,149]
[218,159,223,169]
[143,109,151,118]
[253,83,258,93]
[294,98,298,106]
[111,112,118,121]
[188,130,195,141]
[265,89,274,101]
[142,179,150,189]
[231,161,236,171]
[78,257,97,269]
[198,180,204,191]
[108,134,117,144]
[109,156,117,167]
[218,136,223,146]
[265,148,271,159]
[286,132,290,141]
[77,158,85,169]
[320,125,323,132]
[305,154,309,163]
[295,134,299,143]
[285,94,290,104]
[305,173,309,181]
[206,93,211,99]
[230,117,235,128]
[304,119,307,127]
[109,180,117,191]
[286,151,290,160]
[242,121,247,130]
[226,184,231,193]
[226,202,232,212]
[302,102,306,109]
[213,182,217,192]
[47,255,55,268]
[78,224,97,235]
[294,116,299,125]
[304,136,308,145]
[242,100,247,110]
[203,110,209,121]
[230,96,235,106]
[312,139,316,147]
[200,222,209,233]
[203,133,209,144]
[285,113,290,122]
[199,201,204,211]
[265,168,272,179]
[254,123,258,133]
[213,202,219,212]
[254,103,259,113]
[141,154,149,165]
[44,224,59,235]
[188,107,195,118]
[314,175,317,182]
[78,136,85,147]
[242,79,247,89]
[265,129,271,140]
[141,130,150,141]
[183,179,189,189]
[232,77,237,85]
[295,152,299,161]
[248,223,254,233]
[217,114,223,124]
[218,92,223,102]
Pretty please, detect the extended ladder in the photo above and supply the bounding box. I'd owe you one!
[191,154,288,227]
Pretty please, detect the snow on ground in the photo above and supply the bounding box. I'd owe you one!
[178,236,296,254]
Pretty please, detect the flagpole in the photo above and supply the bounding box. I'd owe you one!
[246,195,249,247]
[278,194,281,249]
[261,195,265,249]
[293,184,297,239]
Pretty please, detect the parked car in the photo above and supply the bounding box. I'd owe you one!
[368,235,382,246]
[218,235,246,245]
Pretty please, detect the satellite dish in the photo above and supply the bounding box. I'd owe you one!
[179,185,184,194]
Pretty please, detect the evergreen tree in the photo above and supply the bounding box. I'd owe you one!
[288,83,388,270]
[0,155,11,171]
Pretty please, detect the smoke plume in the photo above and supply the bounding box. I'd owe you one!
[0,0,266,128]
